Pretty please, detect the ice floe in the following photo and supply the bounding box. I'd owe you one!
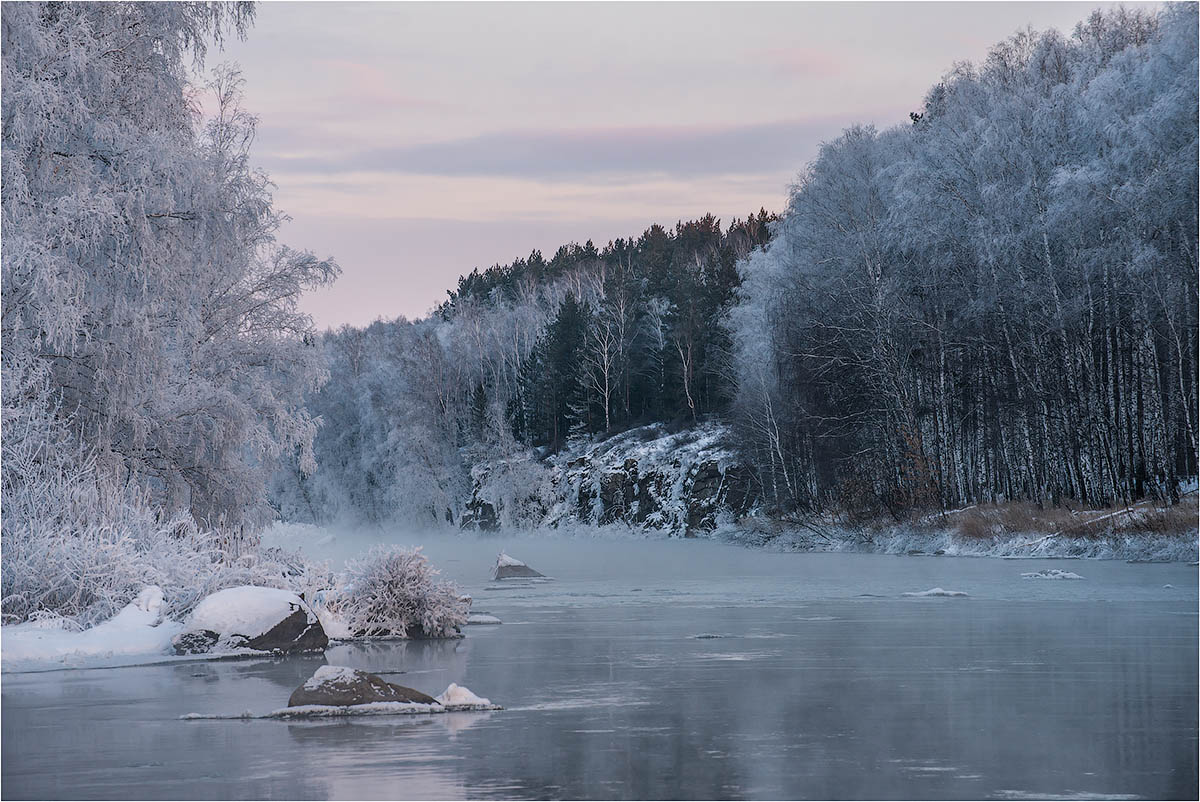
[1021,569,1085,580]
[902,588,969,597]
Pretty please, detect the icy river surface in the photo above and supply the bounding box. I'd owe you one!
[3,531,1197,800]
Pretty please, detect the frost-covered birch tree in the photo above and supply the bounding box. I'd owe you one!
[730,4,1198,516]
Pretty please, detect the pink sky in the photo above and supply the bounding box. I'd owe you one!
[218,1,1152,328]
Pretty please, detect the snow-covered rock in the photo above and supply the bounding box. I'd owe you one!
[462,421,757,535]
[1021,569,1085,580]
[172,586,327,655]
[492,552,544,580]
[467,613,502,625]
[186,681,501,719]
[288,665,437,707]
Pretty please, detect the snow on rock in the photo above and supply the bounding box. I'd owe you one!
[274,666,500,715]
[437,683,491,707]
[463,421,757,536]
[1022,569,1085,580]
[902,587,969,597]
[492,552,545,580]
[466,613,502,625]
[288,665,436,707]
[2,586,184,671]
[188,586,310,638]
[173,586,327,656]
[496,552,525,568]
[305,665,361,688]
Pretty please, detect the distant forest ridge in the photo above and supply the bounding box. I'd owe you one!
[439,210,776,315]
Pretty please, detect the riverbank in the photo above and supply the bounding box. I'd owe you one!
[716,497,1199,562]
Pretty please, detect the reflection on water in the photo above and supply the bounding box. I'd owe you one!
[3,547,1197,800]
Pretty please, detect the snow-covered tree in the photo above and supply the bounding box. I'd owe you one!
[2,3,338,531]
[730,4,1198,516]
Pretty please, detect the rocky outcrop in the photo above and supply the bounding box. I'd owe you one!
[463,421,757,536]
[288,666,437,707]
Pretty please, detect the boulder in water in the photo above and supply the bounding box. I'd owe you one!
[172,586,327,656]
[288,666,438,707]
[492,552,544,580]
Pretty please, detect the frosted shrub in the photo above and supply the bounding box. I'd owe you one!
[328,546,467,638]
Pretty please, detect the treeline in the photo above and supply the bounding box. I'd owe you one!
[731,5,1198,517]
[275,213,774,523]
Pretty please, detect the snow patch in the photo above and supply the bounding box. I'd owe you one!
[437,683,491,707]
[304,665,361,689]
[2,586,184,671]
[466,613,502,625]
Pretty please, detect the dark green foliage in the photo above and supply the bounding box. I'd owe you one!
[520,295,592,450]
[442,211,777,448]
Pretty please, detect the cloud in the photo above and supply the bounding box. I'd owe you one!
[317,58,448,111]
[760,47,852,78]
[254,114,905,181]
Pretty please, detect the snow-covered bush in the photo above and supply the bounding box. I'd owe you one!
[326,546,467,638]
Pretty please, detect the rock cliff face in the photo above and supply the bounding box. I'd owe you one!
[461,422,756,536]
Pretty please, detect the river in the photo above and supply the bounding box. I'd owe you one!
[3,532,1197,800]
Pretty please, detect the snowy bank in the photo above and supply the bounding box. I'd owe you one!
[1,586,183,672]
[716,519,1199,563]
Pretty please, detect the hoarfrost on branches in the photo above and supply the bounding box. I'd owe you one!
[324,546,468,639]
